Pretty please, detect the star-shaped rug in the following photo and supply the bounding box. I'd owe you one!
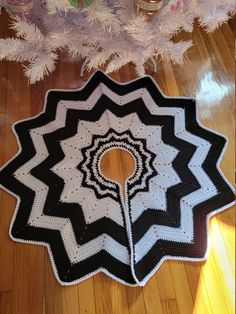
[0,71,234,286]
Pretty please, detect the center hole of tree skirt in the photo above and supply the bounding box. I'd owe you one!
[100,148,135,199]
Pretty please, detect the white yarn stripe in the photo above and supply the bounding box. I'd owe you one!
[52,168,123,226]
[61,231,130,265]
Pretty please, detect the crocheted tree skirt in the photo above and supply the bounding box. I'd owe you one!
[0,71,234,286]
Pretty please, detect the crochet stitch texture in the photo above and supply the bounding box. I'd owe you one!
[0,71,234,286]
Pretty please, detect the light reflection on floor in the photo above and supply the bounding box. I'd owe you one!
[196,72,234,119]
[193,217,235,314]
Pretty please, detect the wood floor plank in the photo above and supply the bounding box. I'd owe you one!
[156,263,177,301]
[111,281,130,314]
[45,257,63,314]
[28,246,46,314]
[77,278,96,314]
[62,286,80,314]
[185,263,212,314]
[142,277,163,314]
[12,244,30,314]
[93,273,113,314]
[1,61,30,296]
[208,218,235,311]
[0,291,12,314]
[162,62,180,97]
[217,211,235,276]
[53,52,76,89]
[169,261,194,314]
[8,63,31,310]
[200,235,233,314]
[192,24,213,63]
[207,29,235,76]
[126,286,146,314]
[161,298,180,314]
[221,23,235,59]
[0,191,14,292]
[0,83,12,308]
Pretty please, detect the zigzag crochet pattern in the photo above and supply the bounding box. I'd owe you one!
[0,71,234,286]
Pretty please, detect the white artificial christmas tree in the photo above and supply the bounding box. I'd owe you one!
[0,0,235,83]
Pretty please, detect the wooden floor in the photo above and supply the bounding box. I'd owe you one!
[0,11,235,314]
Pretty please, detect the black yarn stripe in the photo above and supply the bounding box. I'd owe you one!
[78,129,157,200]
